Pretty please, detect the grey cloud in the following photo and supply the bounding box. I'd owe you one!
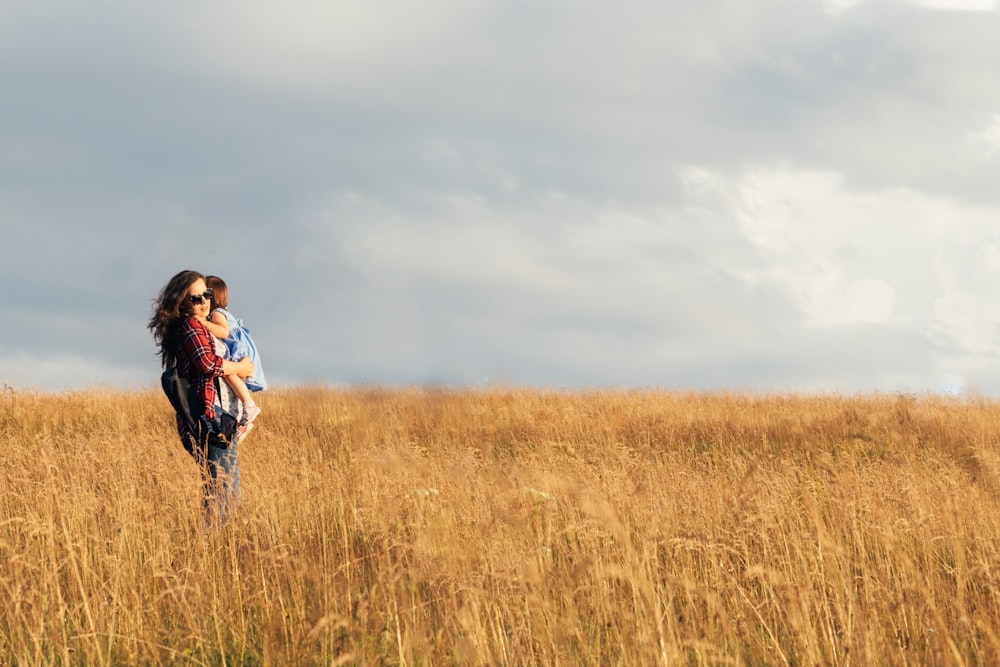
[251,196,806,388]
[3,0,1000,392]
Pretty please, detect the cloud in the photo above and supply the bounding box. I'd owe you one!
[826,0,999,11]
[968,114,1000,160]
[683,164,1000,389]
[3,0,1000,393]
[690,164,1000,337]
[234,160,1000,393]
[916,0,998,9]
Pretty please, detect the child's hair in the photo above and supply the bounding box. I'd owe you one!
[205,275,229,309]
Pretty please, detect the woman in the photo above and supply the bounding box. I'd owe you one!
[149,270,255,522]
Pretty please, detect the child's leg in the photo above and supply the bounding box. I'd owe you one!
[223,374,261,423]
[222,374,252,405]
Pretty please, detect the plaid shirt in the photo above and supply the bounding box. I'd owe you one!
[177,316,225,421]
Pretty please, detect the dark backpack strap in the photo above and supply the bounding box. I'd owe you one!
[208,375,237,449]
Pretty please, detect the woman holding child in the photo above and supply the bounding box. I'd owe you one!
[148,270,256,522]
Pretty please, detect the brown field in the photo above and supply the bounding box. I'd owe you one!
[1,387,999,665]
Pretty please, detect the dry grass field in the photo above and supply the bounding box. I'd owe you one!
[1,387,1000,665]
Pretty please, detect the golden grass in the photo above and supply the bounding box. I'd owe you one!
[1,387,999,665]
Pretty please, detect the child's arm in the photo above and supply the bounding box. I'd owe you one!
[203,311,230,340]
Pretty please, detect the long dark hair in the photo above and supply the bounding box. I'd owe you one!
[148,270,204,368]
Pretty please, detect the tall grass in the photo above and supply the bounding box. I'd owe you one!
[1,387,999,665]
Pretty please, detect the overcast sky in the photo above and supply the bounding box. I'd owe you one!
[3,0,1000,394]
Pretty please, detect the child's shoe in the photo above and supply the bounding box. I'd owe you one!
[238,422,254,441]
[242,404,261,425]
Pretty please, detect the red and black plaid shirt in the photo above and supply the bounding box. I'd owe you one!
[177,316,225,423]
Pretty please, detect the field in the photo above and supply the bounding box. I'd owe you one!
[1,387,999,665]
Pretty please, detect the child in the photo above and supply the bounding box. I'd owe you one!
[203,275,268,432]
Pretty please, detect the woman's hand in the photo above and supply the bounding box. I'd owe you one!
[237,358,254,379]
[223,357,254,379]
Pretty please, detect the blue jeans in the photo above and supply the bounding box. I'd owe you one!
[202,433,240,524]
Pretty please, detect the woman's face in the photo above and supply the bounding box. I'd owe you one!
[184,278,213,320]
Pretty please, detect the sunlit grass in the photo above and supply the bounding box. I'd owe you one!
[1,387,999,665]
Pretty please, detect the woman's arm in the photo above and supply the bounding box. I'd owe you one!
[182,321,255,378]
[180,320,225,377]
[203,311,230,339]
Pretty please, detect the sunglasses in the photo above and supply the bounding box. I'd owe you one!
[187,288,214,305]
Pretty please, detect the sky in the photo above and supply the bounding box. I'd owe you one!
[3,0,1000,394]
